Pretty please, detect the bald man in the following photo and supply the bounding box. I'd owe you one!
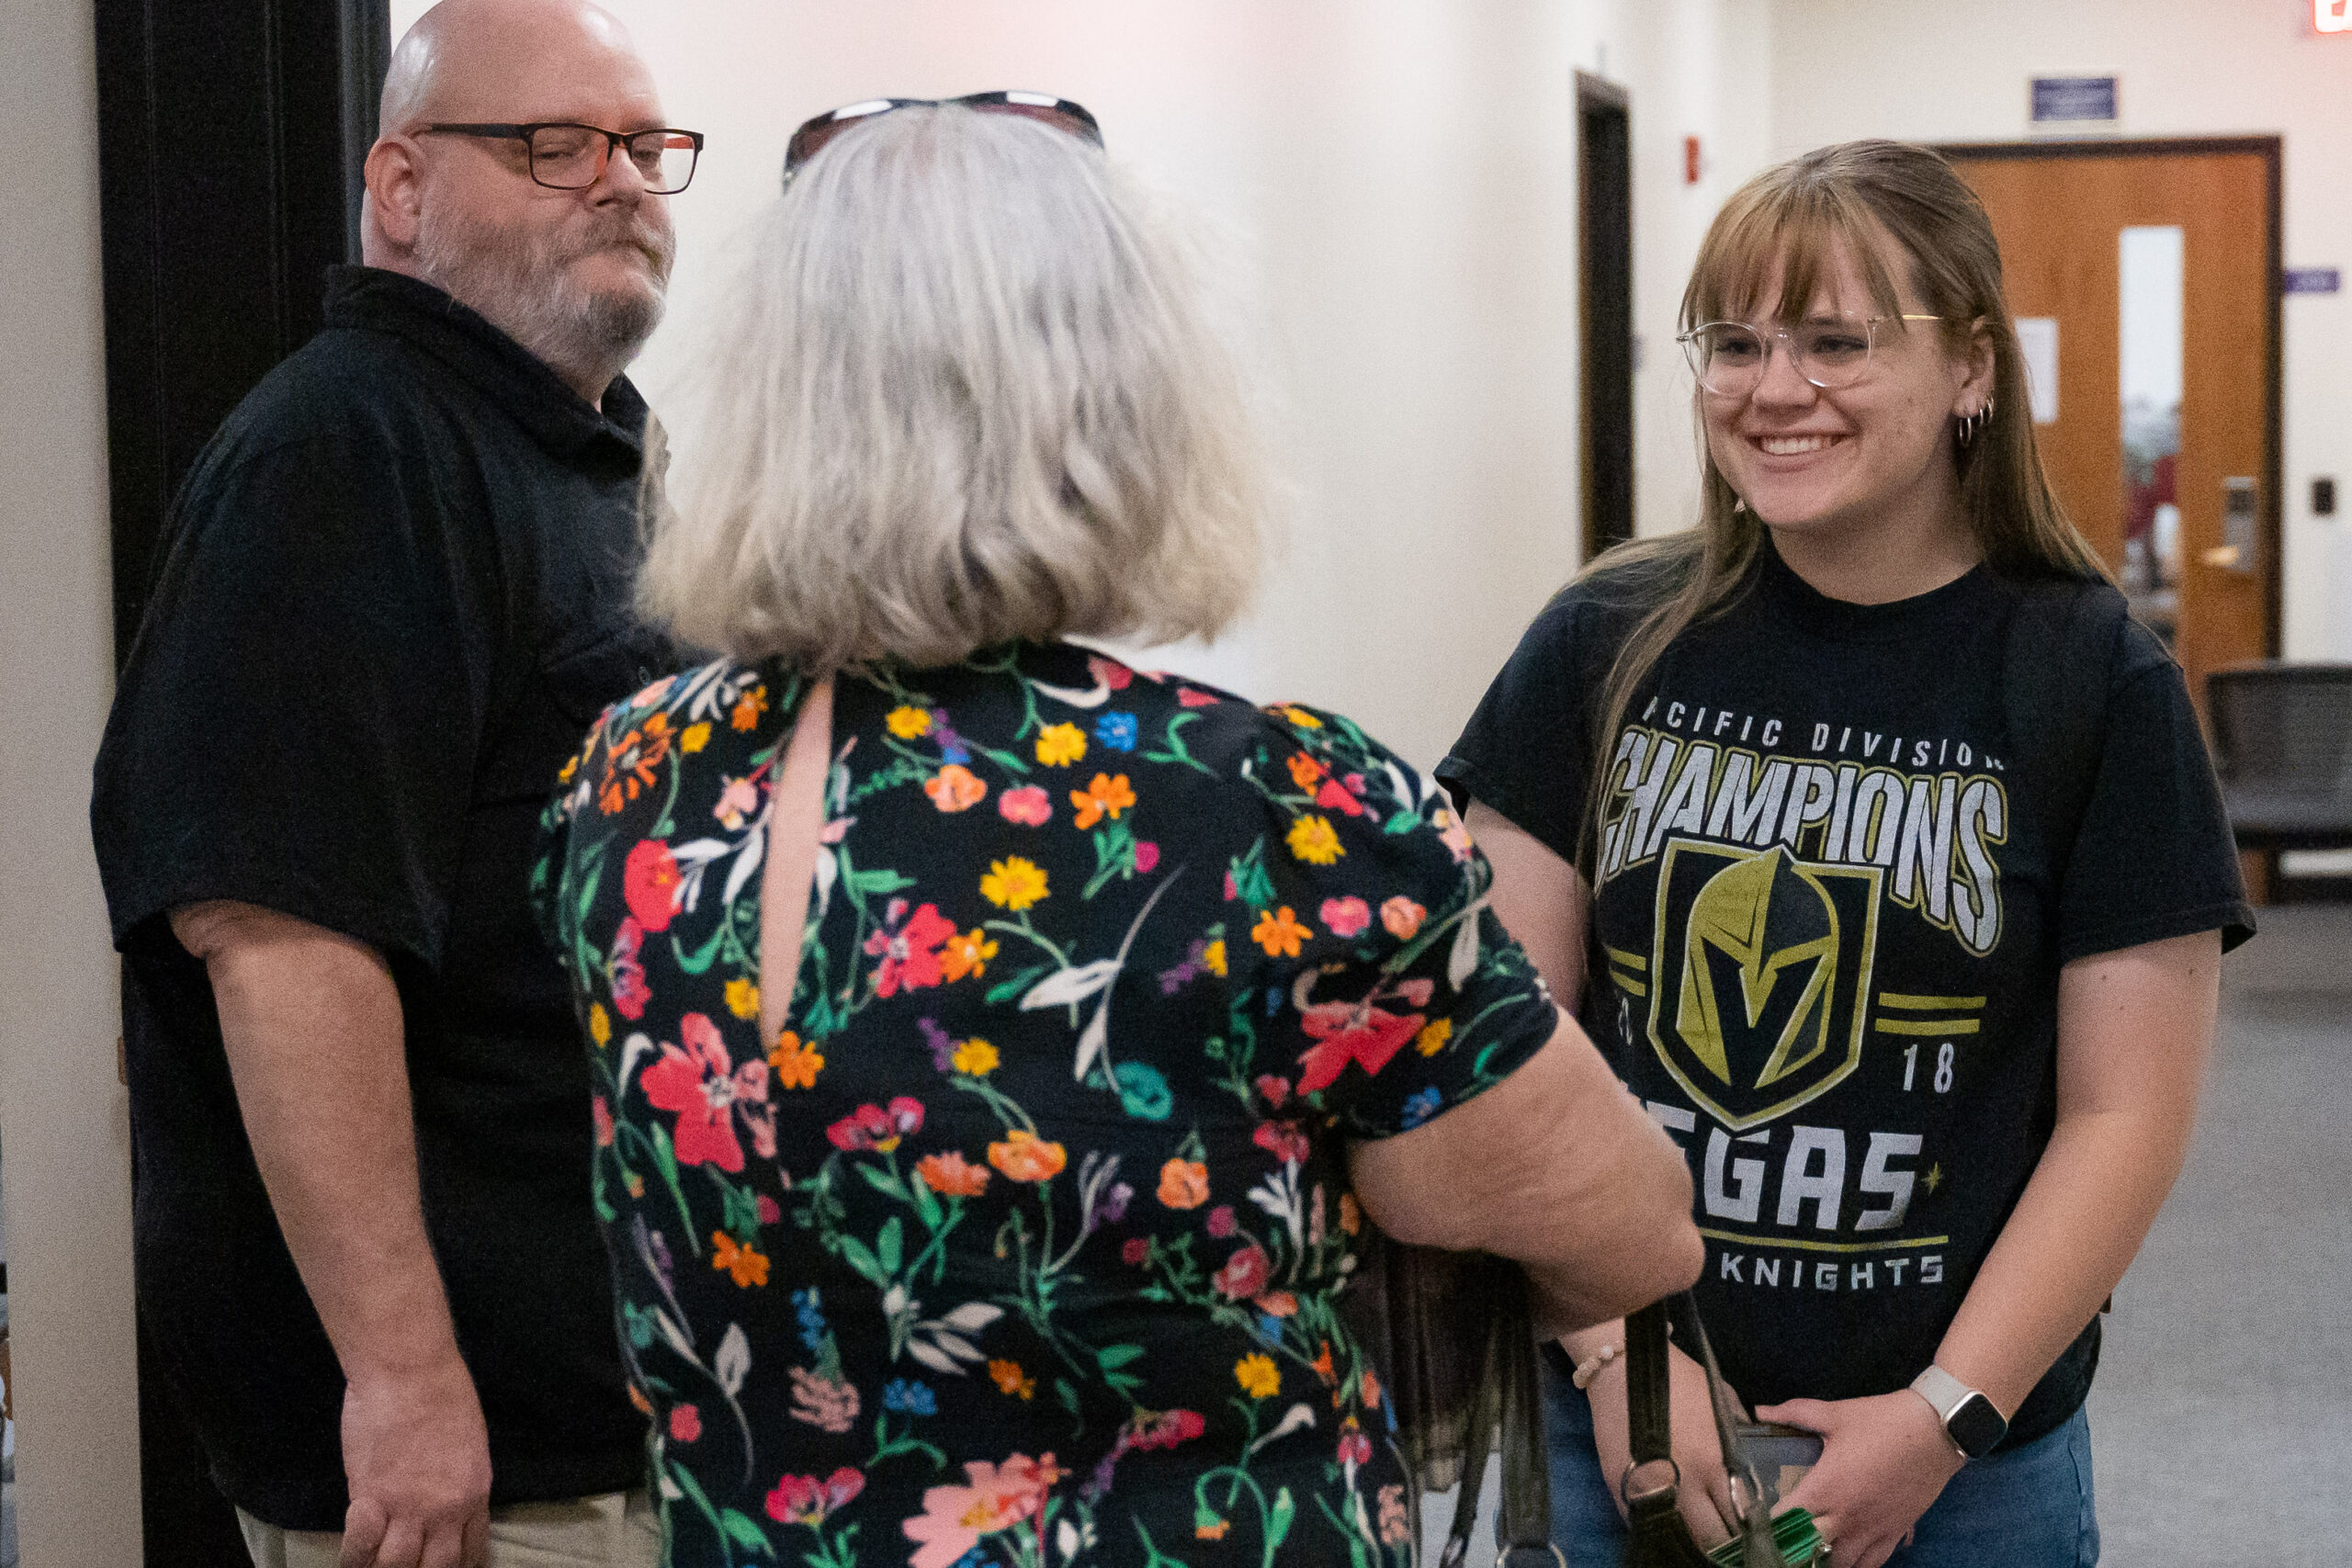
[91,5,692,1564]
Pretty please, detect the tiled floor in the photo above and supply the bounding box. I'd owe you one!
[1426,902,2352,1566]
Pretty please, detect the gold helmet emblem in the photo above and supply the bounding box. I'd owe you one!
[1675,845,1839,1093]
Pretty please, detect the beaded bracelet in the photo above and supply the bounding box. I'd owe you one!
[1571,1342,1622,1390]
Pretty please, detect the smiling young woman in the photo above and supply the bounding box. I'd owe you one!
[1439,141,2252,1568]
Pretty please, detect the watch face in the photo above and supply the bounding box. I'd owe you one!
[1947,1393,2008,1458]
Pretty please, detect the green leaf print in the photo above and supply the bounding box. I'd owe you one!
[718,1507,777,1559]
[1228,837,1276,909]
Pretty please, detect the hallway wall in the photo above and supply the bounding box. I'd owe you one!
[392,0,1776,765]
[0,0,143,1562]
[1769,0,2352,662]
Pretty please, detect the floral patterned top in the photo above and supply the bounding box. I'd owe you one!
[535,640,1556,1568]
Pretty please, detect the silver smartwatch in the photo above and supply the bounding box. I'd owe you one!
[1909,1364,2008,1460]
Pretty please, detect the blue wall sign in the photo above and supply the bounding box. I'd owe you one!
[2030,76,2119,123]
[2283,268,2341,295]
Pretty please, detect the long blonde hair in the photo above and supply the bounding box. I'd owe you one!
[638,104,1266,671]
[1574,139,2109,873]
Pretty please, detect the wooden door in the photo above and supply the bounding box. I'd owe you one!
[1941,141,2280,709]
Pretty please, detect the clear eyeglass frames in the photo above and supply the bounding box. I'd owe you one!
[1677,313,1943,396]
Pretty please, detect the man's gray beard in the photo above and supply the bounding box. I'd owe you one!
[415,203,674,388]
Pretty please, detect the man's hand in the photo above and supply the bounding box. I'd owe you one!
[339,1353,492,1568]
[1581,1334,1739,1549]
[1758,1391,1964,1568]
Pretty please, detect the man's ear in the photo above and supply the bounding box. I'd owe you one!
[365,136,424,254]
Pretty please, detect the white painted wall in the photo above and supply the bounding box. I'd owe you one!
[0,0,144,1563]
[391,0,1773,765]
[1768,0,2352,662]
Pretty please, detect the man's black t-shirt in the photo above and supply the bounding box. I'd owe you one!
[90,266,669,1527]
[1440,540,2251,1448]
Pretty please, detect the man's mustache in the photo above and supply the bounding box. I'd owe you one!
[561,213,675,281]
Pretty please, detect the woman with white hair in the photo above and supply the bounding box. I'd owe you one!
[536,97,1702,1567]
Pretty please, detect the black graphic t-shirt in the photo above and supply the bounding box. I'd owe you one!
[1440,541,2251,1446]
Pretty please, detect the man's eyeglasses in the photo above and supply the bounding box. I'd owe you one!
[1678,313,1944,396]
[783,92,1102,188]
[422,123,706,195]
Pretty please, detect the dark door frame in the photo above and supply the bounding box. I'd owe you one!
[96,0,391,671]
[1577,71,1634,562]
[94,2,390,1561]
[1931,135,2285,660]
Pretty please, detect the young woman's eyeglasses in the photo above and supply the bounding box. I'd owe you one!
[783,92,1102,188]
[1678,313,1943,396]
[421,123,706,194]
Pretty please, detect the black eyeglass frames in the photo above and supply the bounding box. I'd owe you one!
[421,122,706,195]
[783,92,1102,187]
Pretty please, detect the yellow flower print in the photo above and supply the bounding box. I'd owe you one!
[1251,905,1312,958]
[940,927,999,982]
[1070,772,1136,829]
[711,1232,770,1288]
[1276,705,1323,729]
[587,1002,611,1047]
[1202,939,1227,977]
[951,1038,1000,1077]
[769,1031,824,1089]
[988,1359,1037,1400]
[1286,815,1343,865]
[1035,722,1087,766]
[887,705,933,739]
[1414,1018,1453,1057]
[981,856,1050,911]
[1234,1353,1280,1399]
[558,751,581,784]
[724,976,760,1021]
[681,721,712,754]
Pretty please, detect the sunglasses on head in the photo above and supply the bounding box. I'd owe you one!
[783,91,1103,188]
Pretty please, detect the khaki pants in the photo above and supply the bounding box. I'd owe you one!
[238,1488,660,1568]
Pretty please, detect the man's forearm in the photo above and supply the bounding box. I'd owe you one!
[175,901,466,1379]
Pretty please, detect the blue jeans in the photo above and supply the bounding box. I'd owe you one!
[1541,1364,2099,1566]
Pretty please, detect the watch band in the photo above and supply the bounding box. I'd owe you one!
[1909,1365,2008,1459]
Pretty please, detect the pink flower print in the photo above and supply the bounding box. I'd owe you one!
[863,898,957,998]
[1295,976,1437,1096]
[904,1455,1064,1568]
[1087,654,1134,691]
[1133,840,1160,873]
[592,1095,615,1147]
[1252,1122,1311,1167]
[826,1096,925,1154]
[788,1366,861,1434]
[1206,1205,1237,1238]
[1337,1419,1374,1467]
[1379,896,1426,941]
[1177,687,1220,707]
[1434,806,1476,863]
[668,1404,703,1443]
[998,785,1052,827]
[713,771,764,832]
[1212,1242,1272,1301]
[1254,1074,1292,1109]
[1122,1235,1151,1267]
[766,1465,866,1526]
[1223,869,1238,901]
[755,1193,782,1224]
[639,1012,774,1171]
[609,916,651,1020]
[1318,896,1371,938]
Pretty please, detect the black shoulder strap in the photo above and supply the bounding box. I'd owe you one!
[2000,577,2131,881]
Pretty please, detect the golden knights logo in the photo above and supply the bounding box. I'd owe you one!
[1647,840,1882,1132]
